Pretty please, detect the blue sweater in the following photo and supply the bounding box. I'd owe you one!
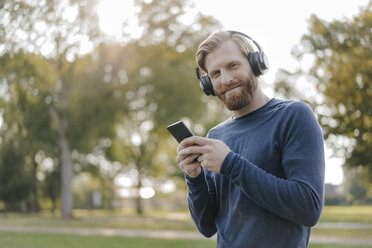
[185,98,325,248]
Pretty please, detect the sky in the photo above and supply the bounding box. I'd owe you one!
[190,0,370,185]
[193,0,369,86]
[97,0,370,185]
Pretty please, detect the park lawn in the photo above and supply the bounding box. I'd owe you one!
[311,228,372,239]
[0,231,215,248]
[319,206,372,223]
[1,205,372,231]
[0,210,196,231]
[0,232,371,248]
[309,244,371,248]
[1,205,372,247]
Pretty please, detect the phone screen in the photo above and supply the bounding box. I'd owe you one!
[166,121,194,143]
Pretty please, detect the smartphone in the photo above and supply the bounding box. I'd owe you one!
[166,121,194,143]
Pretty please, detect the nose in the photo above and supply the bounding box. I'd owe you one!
[221,71,233,86]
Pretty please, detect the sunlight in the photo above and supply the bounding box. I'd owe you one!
[97,0,137,38]
[325,145,344,185]
[159,180,176,194]
[140,187,155,199]
[325,158,344,185]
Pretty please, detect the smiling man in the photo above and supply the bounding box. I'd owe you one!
[176,31,325,248]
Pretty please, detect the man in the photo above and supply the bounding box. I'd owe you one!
[176,31,325,247]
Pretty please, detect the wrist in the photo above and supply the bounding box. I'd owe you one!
[185,167,205,184]
[186,166,202,178]
[220,151,237,175]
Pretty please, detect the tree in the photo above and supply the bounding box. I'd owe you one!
[344,166,370,204]
[0,137,30,216]
[105,0,222,214]
[0,0,126,218]
[0,51,59,213]
[42,166,61,214]
[0,0,226,217]
[275,2,372,176]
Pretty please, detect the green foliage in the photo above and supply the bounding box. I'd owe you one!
[0,0,100,56]
[105,0,222,214]
[0,52,59,149]
[0,51,58,212]
[0,0,225,215]
[67,44,127,153]
[0,139,30,208]
[344,166,372,204]
[42,168,61,212]
[275,2,372,173]
[0,0,112,216]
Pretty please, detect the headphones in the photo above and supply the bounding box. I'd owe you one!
[196,31,269,96]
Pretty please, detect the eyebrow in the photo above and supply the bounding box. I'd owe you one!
[209,69,219,76]
[209,60,241,74]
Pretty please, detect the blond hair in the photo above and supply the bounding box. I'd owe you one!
[196,31,255,73]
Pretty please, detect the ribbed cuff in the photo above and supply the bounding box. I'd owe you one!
[185,167,205,185]
[220,151,238,175]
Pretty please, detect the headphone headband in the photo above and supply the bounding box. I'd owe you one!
[196,31,269,96]
[228,31,264,53]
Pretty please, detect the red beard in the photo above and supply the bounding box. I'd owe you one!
[215,77,258,111]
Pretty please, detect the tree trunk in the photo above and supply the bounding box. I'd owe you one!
[136,169,143,215]
[49,106,73,219]
[31,154,40,213]
[60,125,73,219]
[20,199,27,215]
[51,197,57,216]
[3,202,7,217]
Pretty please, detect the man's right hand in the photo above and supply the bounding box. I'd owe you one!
[176,146,202,178]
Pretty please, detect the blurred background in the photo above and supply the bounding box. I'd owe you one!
[0,0,371,247]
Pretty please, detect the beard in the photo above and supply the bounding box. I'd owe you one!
[215,77,258,111]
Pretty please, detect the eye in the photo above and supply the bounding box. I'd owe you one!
[211,71,220,78]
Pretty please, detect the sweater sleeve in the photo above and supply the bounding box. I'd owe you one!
[185,168,218,237]
[220,103,325,226]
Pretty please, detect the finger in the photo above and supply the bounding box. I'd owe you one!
[178,146,209,157]
[184,153,200,164]
[197,155,211,170]
[180,136,210,147]
[179,156,200,173]
[183,164,201,177]
[177,141,196,153]
[200,159,207,168]
[176,145,191,162]
[177,152,198,165]
[177,143,186,153]
[176,153,189,164]
[197,154,205,163]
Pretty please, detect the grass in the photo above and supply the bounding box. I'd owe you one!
[0,232,215,248]
[0,209,196,231]
[0,232,371,248]
[319,206,372,223]
[309,244,371,248]
[1,206,372,247]
[1,205,371,231]
[311,228,372,239]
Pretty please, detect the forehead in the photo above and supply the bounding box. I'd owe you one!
[204,40,246,72]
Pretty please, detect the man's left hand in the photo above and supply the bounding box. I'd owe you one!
[177,136,231,174]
